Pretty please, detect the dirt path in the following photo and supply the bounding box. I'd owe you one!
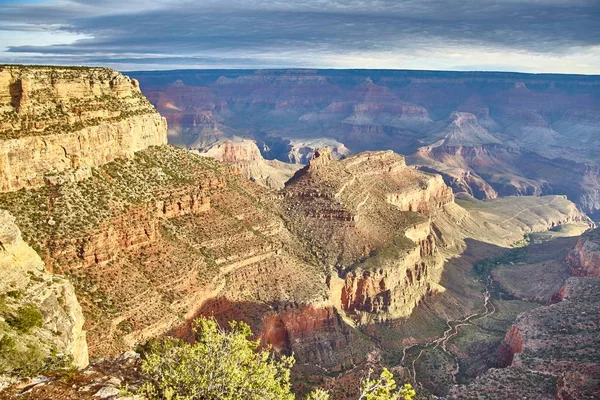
[499,196,558,226]
[401,275,496,384]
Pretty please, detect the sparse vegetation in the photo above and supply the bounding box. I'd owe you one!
[358,369,416,400]
[7,303,43,333]
[138,317,295,400]
[473,235,530,276]
[137,317,415,400]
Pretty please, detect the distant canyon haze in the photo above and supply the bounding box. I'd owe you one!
[131,69,600,219]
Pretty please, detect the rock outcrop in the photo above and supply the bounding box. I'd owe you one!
[133,69,600,215]
[0,210,88,375]
[0,66,167,192]
[282,149,453,323]
[195,138,301,189]
[565,227,600,277]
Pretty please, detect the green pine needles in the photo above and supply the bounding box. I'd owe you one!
[139,317,295,400]
[138,316,416,400]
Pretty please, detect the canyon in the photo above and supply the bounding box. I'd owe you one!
[449,274,600,399]
[0,66,598,400]
[132,69,600,218]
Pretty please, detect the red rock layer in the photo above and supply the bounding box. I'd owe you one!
[565,229,600,277]
[496,325,523,367]
[48,188,215,271]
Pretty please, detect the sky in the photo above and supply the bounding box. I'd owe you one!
[0,0,599,73]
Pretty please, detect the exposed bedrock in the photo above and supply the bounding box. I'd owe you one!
[0,66,167,192]
[565,228,600,277]
[0,210,88,373]
[452,277,600,399]
[415,143,600,215]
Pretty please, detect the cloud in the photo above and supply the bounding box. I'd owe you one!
[0,0,599,72]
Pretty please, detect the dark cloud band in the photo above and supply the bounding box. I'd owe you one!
[1,0,599,70]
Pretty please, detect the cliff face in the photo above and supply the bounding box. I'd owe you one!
[0,66,167,192]
[132,69,600,215]
[0,210,88,375]
[565,228,600,277]
[259,305,373,371]
[0,144,336,364]
[282,149,453,323]
[415,142,600,215]
[496,326,523,367]
[195,138,302,189]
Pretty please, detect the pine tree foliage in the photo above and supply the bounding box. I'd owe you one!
[358,369,416,400]
[139,317,295,400]
[138,317,416,400]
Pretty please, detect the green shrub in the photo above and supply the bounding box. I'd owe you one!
[358,369,416,400]
[138,317,295,400]
[306,388,330,399]
[7,304,43,333]
[117,319,134,334]
[138,317,416,400]
[0,335,16,354]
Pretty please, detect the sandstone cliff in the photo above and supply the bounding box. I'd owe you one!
[282,148,453,323]
[0,66,167,192]
[565,227,600,277]
[195,138,301,189]
[0,144,336,368]
[134,69,600,215]
[0,210,88,375]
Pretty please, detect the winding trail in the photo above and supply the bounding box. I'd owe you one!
[499,197,558,226]
[401,275,496,384]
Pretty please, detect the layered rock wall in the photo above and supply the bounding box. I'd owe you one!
[496,325,523,367]
[49,190,212,271]
[0,66,167,192]
[340,224,439,321]
[283,149,452,324]
[565,228,600,277]
[386,173,454,213]
[196,138,302,189]
[260,305,372,371]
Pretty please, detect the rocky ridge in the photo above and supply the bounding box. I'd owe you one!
[283,148,453,324]
[132,69,600,216]
[195,138,302,189]
[566,227,600,277]
[0,66,167,192]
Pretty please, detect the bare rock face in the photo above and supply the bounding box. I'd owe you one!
[430,112,501,147]
[565,228,600,277]
[283,149,453,323]
[0,66,167,192]
[496,326,523,367]
[195,138,302,189]
[283,138,351,164]
[260,305,373,371]
[0,210,88,374]
[133,69,600,215]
